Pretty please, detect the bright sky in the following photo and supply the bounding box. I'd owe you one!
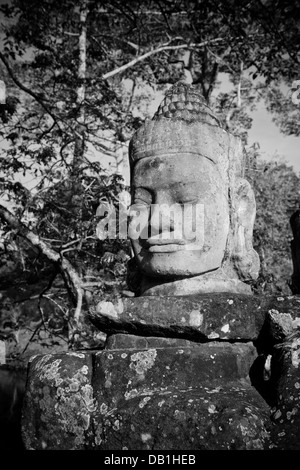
[218,72,300,175]
[147,78,300,176]
[248,102,300,174]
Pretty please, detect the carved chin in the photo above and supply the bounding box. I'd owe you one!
[136,249,224,279]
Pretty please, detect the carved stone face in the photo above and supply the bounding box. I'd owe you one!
[129,152,230,278]
[127,82,259,295]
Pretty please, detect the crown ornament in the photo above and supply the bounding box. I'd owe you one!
[152,82,220,125]
[129,82,244,178]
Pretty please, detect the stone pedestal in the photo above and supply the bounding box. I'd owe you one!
[22,336,271,450]
[21,294,300,450]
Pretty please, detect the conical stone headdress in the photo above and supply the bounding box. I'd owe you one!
[129,82,245,179]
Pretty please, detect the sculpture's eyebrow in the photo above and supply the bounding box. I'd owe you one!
[132,152,216,173]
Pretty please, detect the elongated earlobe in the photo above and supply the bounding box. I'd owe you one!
[230,178,260,281]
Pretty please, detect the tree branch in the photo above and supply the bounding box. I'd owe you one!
[91,34,139,51]
[0,51,62,132]
[0,204,83,323]
[237,60,243,108]
[63,31,80,37]
[102,38,224,80]
[207,47,236,74]
[207,61,219,103]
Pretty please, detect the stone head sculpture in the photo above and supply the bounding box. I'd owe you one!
[128,82,260,296]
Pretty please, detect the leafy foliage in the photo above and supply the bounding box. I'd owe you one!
[262,83,300,137]
[246,156,300,294]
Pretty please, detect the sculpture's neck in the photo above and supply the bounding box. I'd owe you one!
[140,268,253,296]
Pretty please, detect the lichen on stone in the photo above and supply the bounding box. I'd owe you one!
[35,357,63,387]
[174,410,186,421]
[113,419,120,431]
[221,324,230,333]
[138,396,151,408]
[66,352,85,359]
[81,384,97,412]
[208,332,220,339]
[189,310,203,327]
[94,423,103,446]
[141,433,152,443]
[286,337,300,368]
[130,349,157,376]
[124,388,139,400]
[208,404,217,414]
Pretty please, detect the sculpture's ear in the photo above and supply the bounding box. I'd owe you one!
[231,178,260,281]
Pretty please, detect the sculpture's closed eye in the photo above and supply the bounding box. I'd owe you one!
[133,187,152,205]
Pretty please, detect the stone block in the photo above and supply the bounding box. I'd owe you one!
[90,293,266,341]
[94,384,272,450]
[21,352,95,450]
[90,294,300,346]
[268,330,300,449]
[22,339,272,450]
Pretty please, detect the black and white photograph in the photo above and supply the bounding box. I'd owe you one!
[0,0,300,455]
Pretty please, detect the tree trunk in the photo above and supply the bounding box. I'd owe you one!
[70,0,88,241]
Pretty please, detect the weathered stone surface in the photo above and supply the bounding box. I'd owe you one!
[91,293,266,341]
[90,293,300,342]
[255,297,300,354]
[22,341,273,450]
[95,385,272,450]
[259,295,300,321]
[21,352,96,450]
[105,333,200,349]
[268,330,300,449]
[264,310,294,339]
[22,292,300,450]
[95,336,257,392]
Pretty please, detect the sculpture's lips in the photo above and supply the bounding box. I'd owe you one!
[146,238,187,245]
[147,244,187,253]
[143,237,188,253]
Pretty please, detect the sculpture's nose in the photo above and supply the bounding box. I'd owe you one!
[149,203,176,238]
